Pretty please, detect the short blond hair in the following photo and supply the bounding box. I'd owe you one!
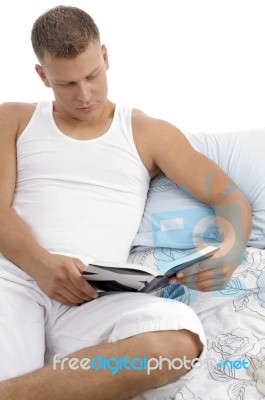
[31,5,100,61]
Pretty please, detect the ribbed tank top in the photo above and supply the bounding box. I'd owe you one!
[3,101,150,267]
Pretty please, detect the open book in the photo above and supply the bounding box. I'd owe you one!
[82,245,219,294]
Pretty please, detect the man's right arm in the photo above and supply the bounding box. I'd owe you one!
[0,103,98,304]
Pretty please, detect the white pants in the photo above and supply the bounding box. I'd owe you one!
[0,264,206,400]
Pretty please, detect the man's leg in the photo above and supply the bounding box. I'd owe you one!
[0,328,203,400]
[0,268,46,379]
[46,292,205,400]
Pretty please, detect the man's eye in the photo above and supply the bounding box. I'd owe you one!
[87,74,98,80]
[61,82,74,87]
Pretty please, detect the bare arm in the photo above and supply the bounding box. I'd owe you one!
[133,113,252,291]
[0,103,98,304]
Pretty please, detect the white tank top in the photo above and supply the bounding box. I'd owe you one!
[3,101,150,267]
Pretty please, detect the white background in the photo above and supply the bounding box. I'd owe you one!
[1,0,265,132]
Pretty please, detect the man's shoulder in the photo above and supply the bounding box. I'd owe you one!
[131,107,182,139]
[131,107,155,126]
[131,108,184,178]
[0,101,36,116]
[0,102,37,138]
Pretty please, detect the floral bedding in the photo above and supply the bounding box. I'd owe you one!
[129,246,265,400]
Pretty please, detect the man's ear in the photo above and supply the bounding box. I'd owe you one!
[101,45,109,70]
[35,64,51,88]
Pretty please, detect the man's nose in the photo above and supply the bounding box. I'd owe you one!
[77,82,91,102]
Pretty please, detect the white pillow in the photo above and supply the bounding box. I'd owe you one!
[132,128,265,250]
[131,175,221,249]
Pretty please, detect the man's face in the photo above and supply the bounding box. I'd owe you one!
[35,42,109,121]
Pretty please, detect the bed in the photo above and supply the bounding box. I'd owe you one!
[129,128,265,400]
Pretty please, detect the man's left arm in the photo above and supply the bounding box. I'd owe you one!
[137,116,252,291]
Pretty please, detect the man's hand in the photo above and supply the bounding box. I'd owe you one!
[169,244,243,291]
[31,253,98,305]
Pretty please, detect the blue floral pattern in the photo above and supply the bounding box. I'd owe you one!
[130,246,265,399]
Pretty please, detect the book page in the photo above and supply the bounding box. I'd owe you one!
[86,260,159,276]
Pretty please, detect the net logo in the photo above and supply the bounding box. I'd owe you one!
[217,359,249,370]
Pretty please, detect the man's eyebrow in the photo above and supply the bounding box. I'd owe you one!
[54,67,101,83]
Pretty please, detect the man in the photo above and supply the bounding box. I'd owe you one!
[0,5,251,400]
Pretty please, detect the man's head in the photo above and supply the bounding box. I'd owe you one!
[31,5,100,62]
[32,6,110,121]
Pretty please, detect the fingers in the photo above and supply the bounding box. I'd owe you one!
[51,292,80,306]
[169,262,235,291]
[51,276,99,305]
[53,285,95,305]
[59,272,98,306]
[171,272,222,291]
[35,253,100,305]
[72,257,86,273]
[49,257,99,305]
[67,258,99,299]
[183,277,226,291]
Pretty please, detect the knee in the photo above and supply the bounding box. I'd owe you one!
[134,329,204,386]
[147,329,203,361]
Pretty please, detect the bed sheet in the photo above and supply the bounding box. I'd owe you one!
[129,246,265,400]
